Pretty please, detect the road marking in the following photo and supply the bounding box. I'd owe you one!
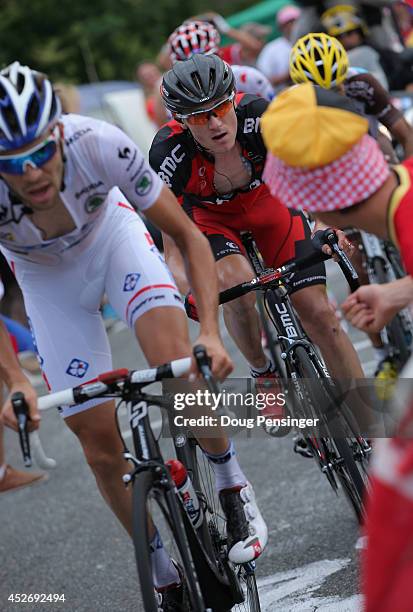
[257,558,362,611]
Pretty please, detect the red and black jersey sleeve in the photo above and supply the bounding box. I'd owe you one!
[345,72,401,129]
[235,94,269,158]
[149,120,194,201]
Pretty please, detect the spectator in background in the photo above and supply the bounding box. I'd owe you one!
[156,43,173,72]
[292,1,400,50]
[135,60,169,128]
[188,12,270,65]
[257,5,301,91]
[393,0,413,45]
[321,4,389,87]
[54,83,81,114]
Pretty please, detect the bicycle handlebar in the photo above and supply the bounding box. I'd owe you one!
[219,230,359,305]
[324,231,359,293]
[37,356,193,412]
[14,349,212,465]
[11,392,32,467]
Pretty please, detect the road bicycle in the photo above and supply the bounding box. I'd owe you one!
[12,347,261,612]
[349,229,413,370]
[218,231,371,523]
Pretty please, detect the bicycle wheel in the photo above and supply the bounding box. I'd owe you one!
[178,440,262,612]
[132,469,205,612]
[293,346,366,523]
[373,258,411,367]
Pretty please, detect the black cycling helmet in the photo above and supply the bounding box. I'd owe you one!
[161,54,235,116]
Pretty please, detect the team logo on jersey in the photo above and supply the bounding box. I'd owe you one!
[123,272,141,291]
[0,231,15,241]
[65,127,92,147]
[85,194,105,213]
[118,147,131,159]
[0,201,26,226]
[66,358,89,378]
[76,181,104,199]
[243,117,260,134]
[135,171,152,196]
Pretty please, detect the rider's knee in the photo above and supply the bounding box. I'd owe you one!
[299,291,341,338]
[81,437,122,475]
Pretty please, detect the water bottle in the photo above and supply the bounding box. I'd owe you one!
[166,459,203,528]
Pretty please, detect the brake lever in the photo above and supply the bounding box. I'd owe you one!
[11,392,32,467]
[326,231,360,292]
[193,344,220,394]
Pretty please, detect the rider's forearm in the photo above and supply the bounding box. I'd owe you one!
[175,228,220,335]
[0,319,28,388]
[402,138,413,160]
[385,276,413,312]
[225,28,263,54]
[163,233,190,295]
[144,187,220,335]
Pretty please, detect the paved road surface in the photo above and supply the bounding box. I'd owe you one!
[1,262,370,611]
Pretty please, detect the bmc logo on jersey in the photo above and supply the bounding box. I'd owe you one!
[157,144,186,187]
[66,358,89,378]
[243,117,260,134]
[123,273,141,292]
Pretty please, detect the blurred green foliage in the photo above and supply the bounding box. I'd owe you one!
[0,0,253,83]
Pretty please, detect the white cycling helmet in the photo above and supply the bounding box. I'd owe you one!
[0,61,61,152]
[231,65,275,101]
[168,21,221,64]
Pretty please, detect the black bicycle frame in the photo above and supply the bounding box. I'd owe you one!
[241,232,329,374]
[119,387,245,611]
[236,232,359,436]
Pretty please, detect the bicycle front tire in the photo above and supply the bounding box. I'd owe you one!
[177,440,262,612]
[132,469,205,612]
[373,257,411,367]
[293,346,365,523]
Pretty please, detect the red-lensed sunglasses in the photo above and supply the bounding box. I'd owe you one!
[176,92,235,126]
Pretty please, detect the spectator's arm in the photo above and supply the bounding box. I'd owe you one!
[390,116,413,159]
[210,13,264,55]
[0,319,39,432]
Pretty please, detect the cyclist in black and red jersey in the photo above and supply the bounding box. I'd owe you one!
[149,54,366,406]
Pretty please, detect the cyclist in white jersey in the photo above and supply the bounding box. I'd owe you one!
[0,62,267,602]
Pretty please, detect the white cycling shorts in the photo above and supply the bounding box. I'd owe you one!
[3,187,184,417]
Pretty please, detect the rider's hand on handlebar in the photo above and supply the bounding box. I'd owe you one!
[190,333,233,382]
[2,379,40,432]
[312,226,355,261]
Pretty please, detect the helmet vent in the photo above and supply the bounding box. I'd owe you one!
[176,78,195,98]
[2,105,19,134]
[208,68,216,94]
[26,93,40,127]
[0,83,8,102]
[16,72,25,95]
[191,70,203,93]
